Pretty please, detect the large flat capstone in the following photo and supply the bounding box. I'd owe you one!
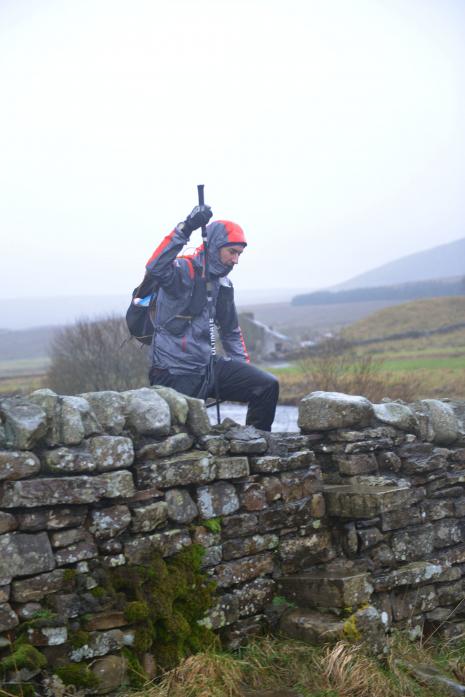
[411,399,461,445]
[298,392,374,432]
[373,402,418,432]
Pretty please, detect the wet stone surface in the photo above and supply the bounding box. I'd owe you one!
[197,481,240,518]
[0,450,41,480]
[1,388,465,687]
[165,488,199,523]
[136,450,215,488]
[0,398,48,449]
[0,532,55,579]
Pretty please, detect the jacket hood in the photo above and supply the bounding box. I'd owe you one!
[192,220,247,277]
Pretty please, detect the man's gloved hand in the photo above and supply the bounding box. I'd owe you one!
[182,205,213,235]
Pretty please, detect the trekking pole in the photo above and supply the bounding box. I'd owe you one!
[198,184,221,425]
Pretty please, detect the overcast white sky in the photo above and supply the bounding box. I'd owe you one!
[1,0,464,301]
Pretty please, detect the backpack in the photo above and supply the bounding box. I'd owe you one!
[126,257,204,345]
[126,278,158,345]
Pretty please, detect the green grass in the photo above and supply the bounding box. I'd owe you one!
[0,375,46,396]
[269,352,465,378]
[0,357,50,395]
[0,357,50,378]
[270,340,465,403]
[380,355,465,372]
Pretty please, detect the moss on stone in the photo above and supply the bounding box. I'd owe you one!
[155,642,181,671]
[102,544,217,676]
[166,610,191,640]
[201,517,222,534]
[134,625,154,653]
[1,683,35,697]
[0,544,216,690]
[0,642,47,674]
[343,613,362,642]
[55,662,100,689]
[187,623,217,654]
[68,629,91,649]
[122,647,148,688]
[19,609,58,630]
[63,568,77,584]
[89,585,107,599]
[124,600,150,623]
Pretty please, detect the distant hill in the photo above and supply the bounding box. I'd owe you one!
[334,236,465,290]
[342,296,465,342]
[0,295,129,331]
[0,325,60,361]
[291,275,464,306]
[0,287,310,331]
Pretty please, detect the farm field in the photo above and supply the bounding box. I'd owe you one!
[269,299,465,404]
[0,357,50,377]
[271,346,465,404]
[0,357,50,395]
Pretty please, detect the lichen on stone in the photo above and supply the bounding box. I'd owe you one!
[342,613,362,642]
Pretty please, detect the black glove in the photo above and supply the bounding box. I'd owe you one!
[182,204,213,235]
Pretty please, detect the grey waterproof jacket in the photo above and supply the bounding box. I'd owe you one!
[145,221,249,374]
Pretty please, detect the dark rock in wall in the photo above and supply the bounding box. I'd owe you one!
[0,450,40,480]
[0,532,55,578]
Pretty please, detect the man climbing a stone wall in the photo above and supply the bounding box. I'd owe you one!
[144,204,279,431]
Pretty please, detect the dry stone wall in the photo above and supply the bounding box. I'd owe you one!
[1,386,465,691]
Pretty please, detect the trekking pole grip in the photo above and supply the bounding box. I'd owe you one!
[197,184,205,206]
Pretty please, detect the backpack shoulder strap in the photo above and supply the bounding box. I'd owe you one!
[134,271,157,299]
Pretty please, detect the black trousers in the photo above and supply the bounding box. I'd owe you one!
[149,357,279,431]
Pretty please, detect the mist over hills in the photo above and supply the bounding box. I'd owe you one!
[0,288,310,331]
[1,237,463,332]
[0,325,58,362]
[0,295,129,332]
[332,236,465,290]
[292,275,464,306]
[292,236,465,306]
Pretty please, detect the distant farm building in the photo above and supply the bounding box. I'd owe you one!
[238,313,294,359]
